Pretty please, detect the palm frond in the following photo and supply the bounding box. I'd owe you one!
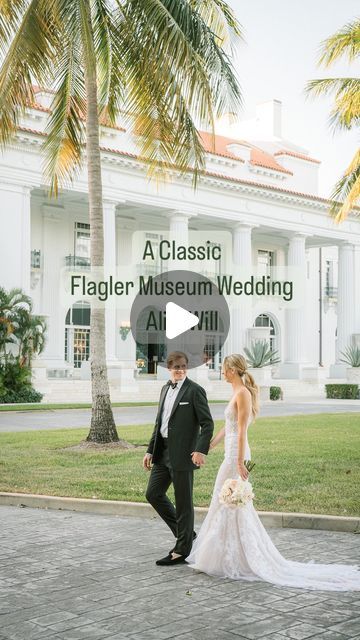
[0,0,61,147]
[91,0,113,115]
[306,77,360,130]
[118,28,205,182]
[306,17,360,223]
[115,0,242,182]
[330,148,360,222]
[42,29,86,195]
[188,0,243,48]
[318,18,360,67]
[104,15,125,125]
[0,287,32,313]
[0,0,29,46]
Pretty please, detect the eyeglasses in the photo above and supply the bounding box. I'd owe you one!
[171,364,188,370]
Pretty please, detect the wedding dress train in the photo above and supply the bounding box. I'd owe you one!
[186,401,360,591]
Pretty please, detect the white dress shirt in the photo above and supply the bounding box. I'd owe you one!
[160,377,186,438]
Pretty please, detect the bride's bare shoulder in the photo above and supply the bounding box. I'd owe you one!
[235,386,251,405]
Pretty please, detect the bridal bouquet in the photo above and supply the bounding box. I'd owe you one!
[219,477,254,509]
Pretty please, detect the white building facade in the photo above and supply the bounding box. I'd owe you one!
[1,93,359,400]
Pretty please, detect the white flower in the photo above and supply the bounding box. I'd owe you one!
[219,477,254,508]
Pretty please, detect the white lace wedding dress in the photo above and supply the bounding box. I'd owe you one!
[186,399,360,591]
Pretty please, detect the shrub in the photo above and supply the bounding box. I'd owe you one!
[0,387,43,404]
[244,340,280,368]
[0,356,43,404]
[325,384,359,399]
[0,288,46,404]
[0,357,31,392]
[340,344,360,367]
[270,386,282,401]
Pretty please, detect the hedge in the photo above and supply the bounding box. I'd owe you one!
[325,384,359,399]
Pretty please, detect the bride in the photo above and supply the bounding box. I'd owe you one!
[186,354,360,591]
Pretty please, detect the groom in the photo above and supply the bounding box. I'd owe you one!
[143,350,214,565]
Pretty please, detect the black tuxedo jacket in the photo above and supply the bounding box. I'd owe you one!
[147,377,214,471]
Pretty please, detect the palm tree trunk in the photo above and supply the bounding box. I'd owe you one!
[82,1,118,443]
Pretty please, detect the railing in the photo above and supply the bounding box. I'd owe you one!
[64,255,91,268]
[135,265,221,280]
[324,286,338,298]
[136,263,165,276]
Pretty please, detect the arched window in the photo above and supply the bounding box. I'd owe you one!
[65,302,91,368]
[253,314,278,357]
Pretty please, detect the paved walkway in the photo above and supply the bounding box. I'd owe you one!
[1,506,360,640]
[1,400,360,432]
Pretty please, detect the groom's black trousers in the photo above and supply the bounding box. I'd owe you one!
[146,438,194,557]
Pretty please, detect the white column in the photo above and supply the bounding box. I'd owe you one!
[354,244,360,336]
[279,233,308,378]
[231,223,254,353]
[103,200,118,363]
[0,183,32,294]
[103,204,138,391]
[41,205,67,367]
[285,234,307,363]
[21,186,32,295]
[117,219,137,366]
[167,210,192,269]
[168,211,190,243]
[330,243,355,377]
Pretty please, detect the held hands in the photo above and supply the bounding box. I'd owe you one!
[191,452,206,467]
[143,453,153,471]
[143,452,206,469]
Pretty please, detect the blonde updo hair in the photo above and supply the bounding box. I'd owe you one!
[223,354,259,418]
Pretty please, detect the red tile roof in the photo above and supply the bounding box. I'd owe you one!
[18,126,329,206]
[30,86,319,173]
[200,131,245,161]
[200,131,292,174]
[28,89,303,175]
[274,149,321,164]
[29,101,51,113]
[29,95,126,131]
[249,148,292,175]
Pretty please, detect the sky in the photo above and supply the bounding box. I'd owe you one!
[226,0,359,197]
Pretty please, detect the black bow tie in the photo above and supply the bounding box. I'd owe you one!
[167,381,178,389]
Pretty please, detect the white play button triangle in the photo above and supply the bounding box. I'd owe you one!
[165,302,199,339]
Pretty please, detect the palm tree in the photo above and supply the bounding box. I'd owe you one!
[0,287,32,354]
[306,18,360,222]
[0,287,46,364]
[0,1,242,443]
[14,310,47,367]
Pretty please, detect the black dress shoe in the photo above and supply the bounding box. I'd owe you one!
[156,554,186,566]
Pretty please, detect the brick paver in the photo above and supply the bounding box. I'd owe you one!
[0,506,359,640]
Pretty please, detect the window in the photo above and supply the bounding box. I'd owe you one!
[257,250,274,276]
[325,260,336,296]
[74,222,90,258]
[65,302,91,368]
[253,314,277,357]
[141,232,165,276]
[202,241,222,281]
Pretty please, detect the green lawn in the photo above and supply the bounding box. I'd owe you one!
[0,413,359,516]
[0,400,227,411]
[0,402,159,411]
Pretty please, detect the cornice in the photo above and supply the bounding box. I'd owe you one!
[248,164,288,181]
[6,127,360,224]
